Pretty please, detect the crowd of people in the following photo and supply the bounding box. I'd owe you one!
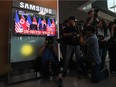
[41,9,116,87]
[59,9,116,83]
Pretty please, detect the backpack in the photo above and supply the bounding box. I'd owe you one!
[42,47,55,61]
[42,47,60,77]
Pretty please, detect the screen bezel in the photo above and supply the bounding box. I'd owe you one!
[12,8,57,37]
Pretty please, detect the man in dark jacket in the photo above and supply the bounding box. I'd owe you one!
[63,16,81,77]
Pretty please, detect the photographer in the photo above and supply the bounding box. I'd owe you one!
[97,19,111,70]
[41,36,63,84]
[62,16,81,77]
[80,25,101,83]
[78,20,85,31]
[85,9,99,28]
[58,19,70,67]
[108,26,116,73]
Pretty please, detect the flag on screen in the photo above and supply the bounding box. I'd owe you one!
[42,19,46,31]
[38,17,42,30]
[32,16,37,25]
[15,11,23,33]
[26,15,32,30]
[51,19,56,32]
[20,15,27,30]
[46,18,52,31]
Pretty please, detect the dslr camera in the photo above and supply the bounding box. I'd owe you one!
[97,35,104,41]
[57,38,64,44]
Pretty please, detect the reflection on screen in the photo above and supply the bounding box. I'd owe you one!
[10,36,45,63]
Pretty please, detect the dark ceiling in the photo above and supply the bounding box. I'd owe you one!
[59,0,89,22]
[59,0,88,8]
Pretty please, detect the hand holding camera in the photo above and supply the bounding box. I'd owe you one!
[98,35,105,41]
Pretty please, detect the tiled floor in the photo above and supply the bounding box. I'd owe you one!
[0,74,116,87]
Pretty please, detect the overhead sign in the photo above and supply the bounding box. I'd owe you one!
[12,1,54,15]
[19,2,52,14]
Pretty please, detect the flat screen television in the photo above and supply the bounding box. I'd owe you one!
[15,10,56,36]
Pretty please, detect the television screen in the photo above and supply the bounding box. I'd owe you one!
[15,10,56,36]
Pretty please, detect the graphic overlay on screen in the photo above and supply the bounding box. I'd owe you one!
[15,10,56,36]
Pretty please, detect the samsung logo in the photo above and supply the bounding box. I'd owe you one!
[20,2,52,14]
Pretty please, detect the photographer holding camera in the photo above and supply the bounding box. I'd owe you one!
[85,9,99,28]
[97,19,111,71]
[62,16,81,77]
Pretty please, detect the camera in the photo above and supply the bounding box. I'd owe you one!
[57,38,64,43]
[45,36,54,45]
[94,8,99,17]
[97,35,104,41]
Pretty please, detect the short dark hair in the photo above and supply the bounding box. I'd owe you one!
[68,16,75,21]
[86,25,96,34]
[88,10,93,15]
[63,19,69,26]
